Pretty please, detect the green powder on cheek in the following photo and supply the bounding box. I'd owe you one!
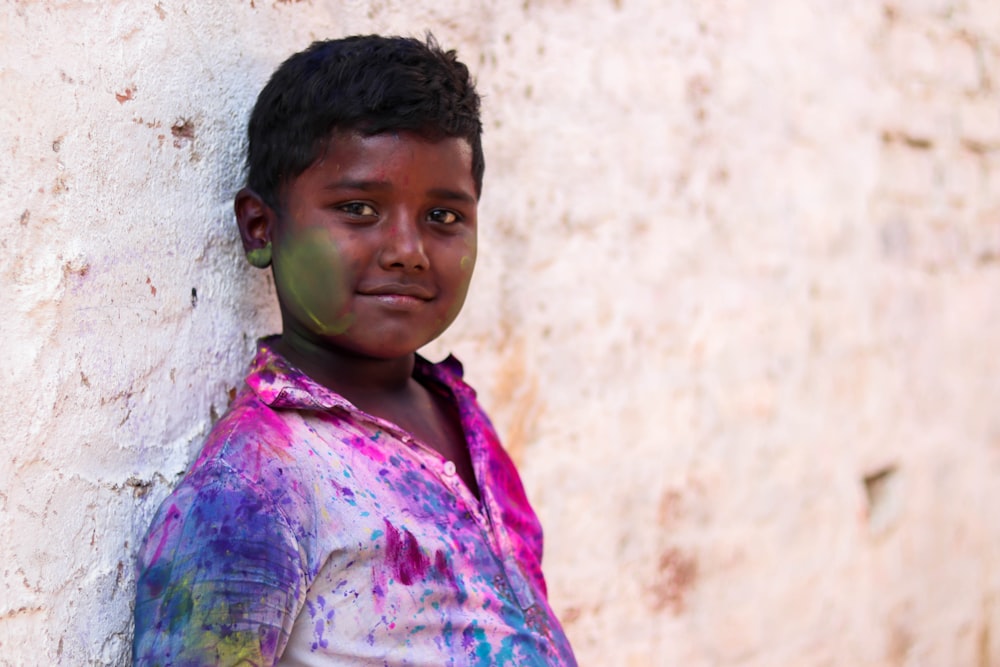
[435,250,476,328]
[273,228,356,336]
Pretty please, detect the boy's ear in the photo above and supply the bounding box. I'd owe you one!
[234,187,278,253]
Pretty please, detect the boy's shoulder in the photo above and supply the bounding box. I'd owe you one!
[241,336,354,412]
[414,352,472,396]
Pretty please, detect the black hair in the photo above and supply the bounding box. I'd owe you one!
[246,34,484,211]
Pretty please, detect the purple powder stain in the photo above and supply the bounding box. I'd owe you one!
[312,618,329,651]
[383,518,429,586]
[260,626,280,656]
[461,624,477,650]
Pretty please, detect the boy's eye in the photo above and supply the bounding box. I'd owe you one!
[339,202,377,217]
[428,209,460,224]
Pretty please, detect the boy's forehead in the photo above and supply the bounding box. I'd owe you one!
[276,130,477,207]
[306,130,474,176]
[319,129,473,158]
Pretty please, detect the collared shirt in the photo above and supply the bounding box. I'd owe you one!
[133,339,577,666]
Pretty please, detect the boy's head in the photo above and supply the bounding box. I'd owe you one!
[246,34,484,212]
[236,35,482,364]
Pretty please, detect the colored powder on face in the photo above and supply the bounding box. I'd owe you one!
[438,245,477,327]
[273,226,356,335]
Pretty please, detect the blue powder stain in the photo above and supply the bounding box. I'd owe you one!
[441,620,454,649]
[371,529,384,541]
[492,636,517,665]
[461,623,493,667]
[141,562,171,598]
[474,640,493,666]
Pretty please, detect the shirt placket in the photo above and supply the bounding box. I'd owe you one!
[398,432,496,541]
[474,449,538,611]
[444,382,541,612]
[338,377,536,611]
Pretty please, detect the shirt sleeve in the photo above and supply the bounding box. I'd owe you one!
[132,461,306,666]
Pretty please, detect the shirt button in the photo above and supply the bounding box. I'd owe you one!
[443,460,457,476]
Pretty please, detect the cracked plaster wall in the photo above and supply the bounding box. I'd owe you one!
[3,1,1000,665]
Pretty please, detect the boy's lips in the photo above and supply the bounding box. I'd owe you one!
[357,283,435,300]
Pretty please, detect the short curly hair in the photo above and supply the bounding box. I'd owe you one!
[245,34,484,211]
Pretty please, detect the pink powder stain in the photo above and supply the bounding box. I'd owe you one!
[434,549,449,575]
[147,504,182,566]
[347,433,390,464]
[383,518,429,585]
[433,548,468,603]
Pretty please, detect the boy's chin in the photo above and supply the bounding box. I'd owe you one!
[297,331,446,362]
[342,334,445,361]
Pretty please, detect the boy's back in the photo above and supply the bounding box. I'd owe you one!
[132,35,577,666]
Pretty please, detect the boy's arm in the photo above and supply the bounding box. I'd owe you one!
[132,463,305,666]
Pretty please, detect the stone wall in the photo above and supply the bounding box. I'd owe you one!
[2,1,999,665]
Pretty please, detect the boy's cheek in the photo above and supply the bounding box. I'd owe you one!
[459,235,477,273]
[445,244,477,323]
[273,229,356,335]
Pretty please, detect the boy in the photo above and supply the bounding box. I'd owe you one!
[132,35,578,666]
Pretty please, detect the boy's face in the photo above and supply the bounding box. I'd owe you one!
[269,131,478,361]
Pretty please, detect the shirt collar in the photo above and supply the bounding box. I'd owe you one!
[245,336,472,412]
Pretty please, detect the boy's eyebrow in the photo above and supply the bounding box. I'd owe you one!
[324,180,476,204]
[323,178,388,192]
[425,188,477,205]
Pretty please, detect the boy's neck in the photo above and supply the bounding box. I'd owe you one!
[272,332,417,401]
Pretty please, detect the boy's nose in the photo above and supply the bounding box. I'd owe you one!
[378,215,429,271]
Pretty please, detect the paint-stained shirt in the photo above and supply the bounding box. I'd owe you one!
[132,338,577,666]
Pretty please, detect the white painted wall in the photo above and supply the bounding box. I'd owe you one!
[3,1,1000,665]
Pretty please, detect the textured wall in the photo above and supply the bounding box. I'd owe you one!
[3,1,1000,665]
